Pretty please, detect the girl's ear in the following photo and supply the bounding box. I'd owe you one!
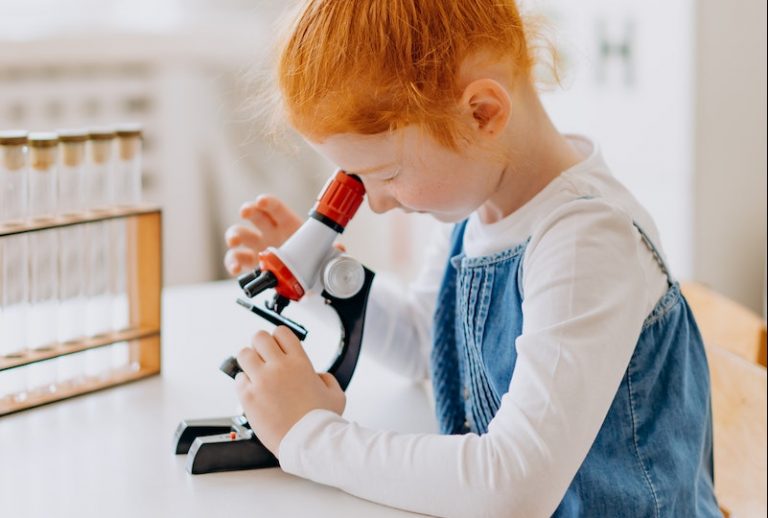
[460,79,511,136]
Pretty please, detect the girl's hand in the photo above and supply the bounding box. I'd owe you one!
[234,326,346,457]
[224,195,303,276]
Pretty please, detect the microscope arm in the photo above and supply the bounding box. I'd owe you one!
[220,266,374,389]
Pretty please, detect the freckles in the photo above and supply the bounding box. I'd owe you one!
[403,183,447,211]
[423,174,452,198]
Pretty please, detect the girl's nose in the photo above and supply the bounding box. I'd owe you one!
[366,188,399,214]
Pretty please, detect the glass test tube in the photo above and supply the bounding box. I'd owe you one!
[115,124,142,206]
[27,132,60,396]
[112,125,143,373]
[57,129,88,386]
[84,128,115,379]
[0,130,29,403]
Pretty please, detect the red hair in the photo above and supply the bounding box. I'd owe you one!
[276,0,537,148]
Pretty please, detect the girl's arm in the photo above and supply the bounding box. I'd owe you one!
[357,223,453,381]
[278,199,660,517]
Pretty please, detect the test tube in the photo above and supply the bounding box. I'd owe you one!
[0,130,29,403]
[115,124,142,206]
[57,129,87,216]
[111,125,143,373]
[84,128,115,379]
[27,132,60,395]
[57,129,88,386]
[86,127,114,212]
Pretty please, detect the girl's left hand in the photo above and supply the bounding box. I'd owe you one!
[235,327,346,457]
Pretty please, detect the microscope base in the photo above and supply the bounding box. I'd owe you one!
[174,415,278,474]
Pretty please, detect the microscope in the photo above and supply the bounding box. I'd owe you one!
[173,171,375,474]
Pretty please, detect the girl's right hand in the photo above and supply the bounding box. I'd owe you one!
[224,195,303,276]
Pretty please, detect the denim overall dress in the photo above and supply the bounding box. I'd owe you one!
[430,219,721,516]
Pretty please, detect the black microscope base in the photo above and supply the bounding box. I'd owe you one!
[174,415,278,474]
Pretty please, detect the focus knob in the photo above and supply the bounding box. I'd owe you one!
[322,256,365,299]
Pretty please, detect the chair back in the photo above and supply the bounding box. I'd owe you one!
[682,281,767,516]
[682,281,767,366]
[706,343,767,517]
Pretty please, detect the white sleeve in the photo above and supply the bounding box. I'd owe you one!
[279,199,652,518]
[359,223,453,381]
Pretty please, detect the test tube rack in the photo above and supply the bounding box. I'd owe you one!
[0,205,162,416]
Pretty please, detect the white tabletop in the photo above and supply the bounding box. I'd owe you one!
[0,281,438,518]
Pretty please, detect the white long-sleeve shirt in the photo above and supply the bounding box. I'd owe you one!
[278,136,669,517]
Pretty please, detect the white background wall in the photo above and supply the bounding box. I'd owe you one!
[693,0,767,314]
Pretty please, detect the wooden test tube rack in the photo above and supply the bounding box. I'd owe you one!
[0,206,162,416]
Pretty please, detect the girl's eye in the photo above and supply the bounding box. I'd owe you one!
[381,167,401,183]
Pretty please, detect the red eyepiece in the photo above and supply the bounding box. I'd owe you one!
[313,171,365,230]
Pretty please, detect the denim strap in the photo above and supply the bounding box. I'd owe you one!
[632,221,674,285]
[430,220,471,434]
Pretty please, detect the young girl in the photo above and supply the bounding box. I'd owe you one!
[224,1,721,516]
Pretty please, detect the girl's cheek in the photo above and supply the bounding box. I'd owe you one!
[397,191,436,213]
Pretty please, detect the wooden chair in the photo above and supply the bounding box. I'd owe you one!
[706,343,767,517]
[681,281,767,517]
[681,281,767,367]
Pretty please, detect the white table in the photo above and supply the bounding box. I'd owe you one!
[0,281,438,517]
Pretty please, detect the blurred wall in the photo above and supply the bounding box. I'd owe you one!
[694,0,767,315]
